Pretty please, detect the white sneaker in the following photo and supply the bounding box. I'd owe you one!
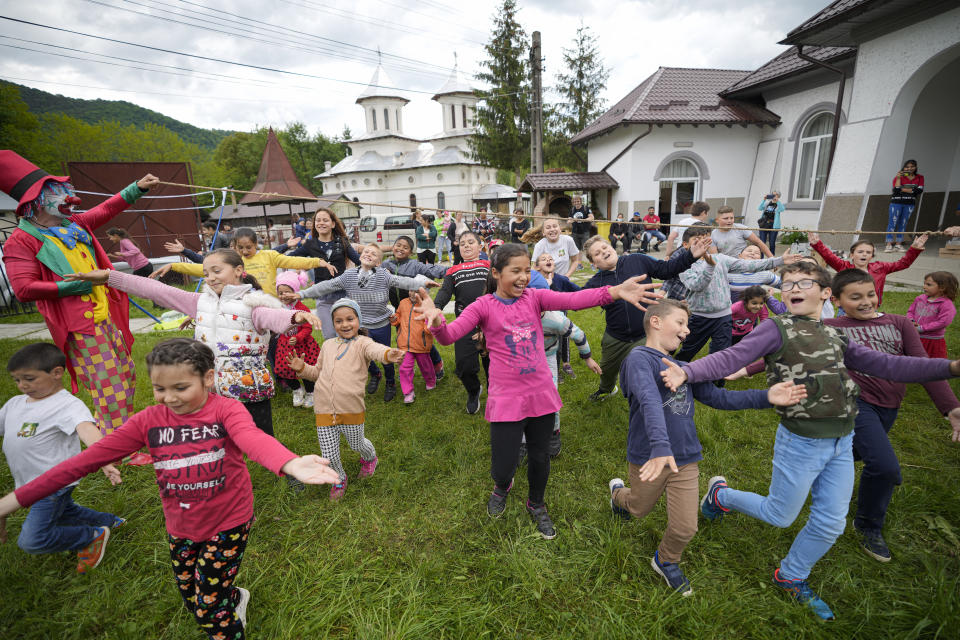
[292,388,304,407]
[235,587,250,628]
[303,392,314,408]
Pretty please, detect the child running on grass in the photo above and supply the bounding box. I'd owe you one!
[580,233,711,401]
[296,243,434,403]
[287,298,404,500]
[660,261,960,620]
[391,288,437,404]
[67,250,324,492]
[823,270,960,561]
[415,243,662,539]
[608,299,806,596]
[808,231,928,308]
[1,343,123,573]
[907,271,958,358]
[432,231,491,414]
[154,226,333,297]
[0,339,341,640]
[273,271,320,409]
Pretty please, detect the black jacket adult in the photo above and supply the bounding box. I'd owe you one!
[571,206,592,235]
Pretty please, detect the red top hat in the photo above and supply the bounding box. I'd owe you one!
[0,150,71,216]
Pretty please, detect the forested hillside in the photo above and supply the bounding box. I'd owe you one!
[4,81,233,149]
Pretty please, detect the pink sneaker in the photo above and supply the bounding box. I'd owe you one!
[403,392,415,404]
[358,456,378,479]
[330,475,347,501]
[425,383,436,391]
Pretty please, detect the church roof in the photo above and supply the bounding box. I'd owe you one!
[239,128,315,205]
[781,0,950,46]
[432,64,474,100]
[356,65,410,104]
[316,144,485,178]
[721,45,856,97]
[570,67,780,145]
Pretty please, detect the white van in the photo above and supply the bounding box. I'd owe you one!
[358,212,435,245]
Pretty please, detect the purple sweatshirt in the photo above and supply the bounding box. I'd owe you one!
[682,318,954,402]
[825,313,959,414]
[431,286,613,422]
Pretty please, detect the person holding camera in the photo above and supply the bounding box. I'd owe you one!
[757,191,784,250]
[886,160,924,252]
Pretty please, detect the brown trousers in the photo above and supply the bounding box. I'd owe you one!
[612,461,699,563]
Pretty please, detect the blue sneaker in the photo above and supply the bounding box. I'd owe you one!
[111,516,126,529]
[700,475,730,521]
[773,569,835,620]
[608,478,631,520]
[650,550,693,596]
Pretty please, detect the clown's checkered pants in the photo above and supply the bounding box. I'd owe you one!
[66,321,136,435]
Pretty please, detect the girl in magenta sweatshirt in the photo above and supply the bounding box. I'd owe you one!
[907,271,958,358]
[0,339,340,640]
[414,243,661,540]
[106,227,152,278]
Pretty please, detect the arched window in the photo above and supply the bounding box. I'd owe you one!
[794,112,834,200]
[384,108,390,130]
[660,158,699,179]
[656,158,700,219]
[409,193,417,208]
[437,192,446,209]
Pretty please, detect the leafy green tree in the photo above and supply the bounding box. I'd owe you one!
[469,0,530,180]
[549,23,609,171]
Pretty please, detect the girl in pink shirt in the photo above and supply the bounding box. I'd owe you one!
[106,227,152,277]
[415,243,660,540]
[0,338,340,640]
[907,271,958,358]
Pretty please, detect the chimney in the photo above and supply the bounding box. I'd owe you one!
[324,160,332,172]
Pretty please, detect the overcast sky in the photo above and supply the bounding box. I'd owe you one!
[1,0,830,141]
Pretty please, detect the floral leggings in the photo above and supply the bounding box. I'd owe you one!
[169,518,252,640]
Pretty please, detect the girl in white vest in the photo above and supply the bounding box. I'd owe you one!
[66,250,324,490]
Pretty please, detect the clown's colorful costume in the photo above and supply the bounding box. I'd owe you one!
[1,151,149,434]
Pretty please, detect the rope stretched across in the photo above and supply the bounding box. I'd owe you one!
[155,180,949,237]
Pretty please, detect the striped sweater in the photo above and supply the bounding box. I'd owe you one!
[299,266,428,329]
[679,254,784,317]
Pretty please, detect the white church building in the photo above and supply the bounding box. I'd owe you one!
[573,0,960,263]
[316,65,509,218]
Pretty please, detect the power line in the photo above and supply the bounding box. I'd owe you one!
[0,16,528,100]
[365,0,488,40]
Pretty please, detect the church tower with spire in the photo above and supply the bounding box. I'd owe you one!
[432,56,477,136]
[355,64,410,137]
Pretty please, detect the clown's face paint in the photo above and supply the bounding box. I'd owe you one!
[39,182,81,219]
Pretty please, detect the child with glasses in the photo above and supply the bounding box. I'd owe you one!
[660,262,960,621]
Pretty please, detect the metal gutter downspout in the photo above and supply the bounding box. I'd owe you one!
[796,45,846,183]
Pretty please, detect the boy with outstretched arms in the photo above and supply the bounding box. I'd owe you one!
[608,299,806,596]
[660,262,960,620]
[581,233,712,401]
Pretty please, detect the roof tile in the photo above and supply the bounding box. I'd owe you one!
[721,45,855,96]
[517,172,619,192]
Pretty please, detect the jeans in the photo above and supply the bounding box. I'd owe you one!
[717,425,854,581]
[674,314,733,363]
[758,229,778,251]
[18,485,116,554]
[436,234,450,260]
[366,324,395,382]
[573,231,591,251]
[852,399,901,533]
[643,230,666,246]
[886,203,915,243]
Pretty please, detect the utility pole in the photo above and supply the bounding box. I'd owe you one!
[529,31,544,208]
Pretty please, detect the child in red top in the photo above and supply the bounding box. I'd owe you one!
[391,289,437,404]
[808,231,928,307]
[907,271,958,358]
[0,339,339,640]
[273,271,321,408]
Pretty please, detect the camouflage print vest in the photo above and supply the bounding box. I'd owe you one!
[763,315,860,438]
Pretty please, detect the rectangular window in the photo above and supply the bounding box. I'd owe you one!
[795,141,816,199]
[451,104,456,129]
[462,105,468,128]
[372,109,377,131]
[384,108,390,130]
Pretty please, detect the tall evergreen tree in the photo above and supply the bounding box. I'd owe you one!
[549,23,610,170]
[469,0,530,180]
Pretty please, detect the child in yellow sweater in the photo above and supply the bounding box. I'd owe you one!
[156,227,334,296]
[287,298,404,501]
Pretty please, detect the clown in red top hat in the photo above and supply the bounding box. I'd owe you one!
[1,150,159,445]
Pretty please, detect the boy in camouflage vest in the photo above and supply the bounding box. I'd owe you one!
[660,262,960,621]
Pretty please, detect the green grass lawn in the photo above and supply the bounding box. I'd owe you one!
[0,291,958,639]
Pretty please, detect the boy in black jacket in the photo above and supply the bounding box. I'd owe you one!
[582,234,710,400]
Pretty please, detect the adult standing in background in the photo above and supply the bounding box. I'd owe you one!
[509,208,530,244]
[886,159,923,252]
[473,208,496,247]
[570,194,594,254]
[757,191,784,251]
[449,210,470,264]
[434,211,451,262]
[415,211,438,264]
